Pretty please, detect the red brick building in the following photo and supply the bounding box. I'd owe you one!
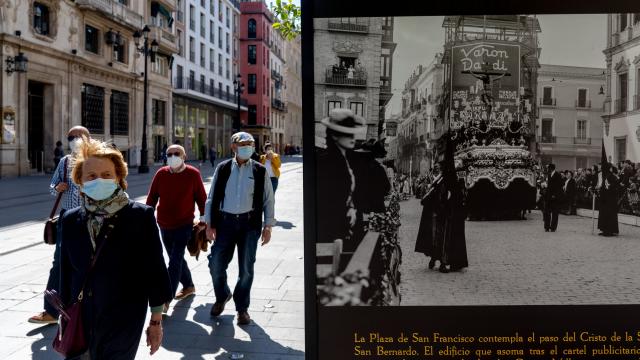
[239,0,273,149]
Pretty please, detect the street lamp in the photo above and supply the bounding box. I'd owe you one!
[5,52,28,75]
[133,25,158,174]
[233,74,245,132]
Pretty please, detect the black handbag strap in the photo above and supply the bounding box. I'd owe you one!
[77,214,120,302]
[49,157,68,219]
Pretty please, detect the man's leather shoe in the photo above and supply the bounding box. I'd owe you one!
[438,265,449,273]
[428,258,436,270]
[210,294,232,317]
[237,311,251,325]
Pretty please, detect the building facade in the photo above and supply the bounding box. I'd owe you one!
[239,0,272,150]
[284,35,302,150]
[396,53,444,175]
[0,0,177,177]
[172,0,245,160]
[313,17,396,146]
[269,27,286,152]
[536,64,606,170]
[602,13,640,164]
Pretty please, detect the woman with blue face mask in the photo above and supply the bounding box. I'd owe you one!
[57,139,172,359]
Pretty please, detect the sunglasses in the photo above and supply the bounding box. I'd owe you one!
[167,152,181,157]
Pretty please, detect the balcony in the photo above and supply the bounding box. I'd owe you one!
[76,0,144,30]
[538,135,556,143]
[272,98,287,112]
[382,33,393,43]
[615,98,627,114]
[174,77,248,106]
[575,100,591,109]
[230,0,240,10]
[325,67,367,87]
[150,26,178,53]
[540,97,556,107]
[380,84,392,94]
[271,69,282,82]
[327,20,369,33]
[573,137,592,145]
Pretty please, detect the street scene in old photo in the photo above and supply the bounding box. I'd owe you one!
[314,15,640,306]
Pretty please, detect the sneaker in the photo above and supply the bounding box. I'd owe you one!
[210,294,232,317]
[237,311,251,325]
[174,286,196,300]
[28,312,57,324]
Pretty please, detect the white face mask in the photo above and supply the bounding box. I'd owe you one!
[70,138,82,153]
[167,156,184,169]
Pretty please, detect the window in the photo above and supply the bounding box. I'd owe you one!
[33,2,50,35]
[248,19,257,38]
[189,36,195,62]
[218,0,222,21]
[189,70,195,90]
[541,118,553,142]
[210,79,214,96]
[110,91,129,135]
[218,26,222,49]
[634,13,640,25]
[226,85,230,98]
[350,102,364,116]
[177,29,183,56]
[542,86,552,105]
[263,75,266,94]
[620,14,628,31]
[189,5,195,31]
[85,24,100,54]
[576,157,588,169]
[226,8,230,28]
[226,33,229,54]
[152,99,166,126]
[619,73,628,112]
[151,55,168,77]
[576,119,587,139]
[200,43,205,67]
[248,105,257,125]
[328,101,342,113]
[210,20,215,44]
[218,54,222,75]
[248,45,256,64]
[200,13,205,37]
[577,88,587,108]
[81,84,104,133]
[200,0,204,8]
[248,74,257,94]
[615,137,627,162]
[209,49,214,71]
[200,75,205,93]
[209,0,214,16]
[225,59,229,79]
[113,38,126,63]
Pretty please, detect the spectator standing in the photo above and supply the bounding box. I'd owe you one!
[146,145,207,310]
[259,142,281,193]
[53,141,64,168]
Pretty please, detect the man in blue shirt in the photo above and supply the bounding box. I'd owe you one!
[29,126,90,324]
[205,132,275,325]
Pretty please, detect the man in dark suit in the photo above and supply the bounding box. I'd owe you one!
[563,170,577,215]
[543,163,563,232]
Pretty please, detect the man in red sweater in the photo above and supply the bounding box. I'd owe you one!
[146,144,207,311]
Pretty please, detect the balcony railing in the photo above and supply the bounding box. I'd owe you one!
[382,33,393,42]
[327,21,369,33]
[575,99,591,109]
[174,77,248,106]
[230,0,240,9]
[573,137,592,145]
[325,67,367,87]
[271,69,282,81]
[539,135,556,143]
[272,98,287,112]
[76,0,144,30]
[615,98,627,114]
[540,98,556,107]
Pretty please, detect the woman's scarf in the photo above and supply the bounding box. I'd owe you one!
[83,188,129,250]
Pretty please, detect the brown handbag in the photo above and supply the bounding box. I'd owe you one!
[44,158,68,245]
[188,221,210,260]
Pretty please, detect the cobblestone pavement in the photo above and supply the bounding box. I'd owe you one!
[0,158,305,359]
[398,197,640,306]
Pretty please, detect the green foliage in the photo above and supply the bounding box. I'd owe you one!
[270,0,301,41]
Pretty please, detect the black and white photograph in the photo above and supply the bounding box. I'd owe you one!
[314,14,640,307]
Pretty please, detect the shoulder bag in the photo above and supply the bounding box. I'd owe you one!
[44,157,68,245]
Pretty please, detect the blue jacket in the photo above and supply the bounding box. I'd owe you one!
[59,200,171,360]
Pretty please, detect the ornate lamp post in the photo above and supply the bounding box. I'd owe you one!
[133,26,158,173]
[233,73,244,132]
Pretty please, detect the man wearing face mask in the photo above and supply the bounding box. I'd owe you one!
[205,132,275,325]
[29,126,91,324]
[146,145,207,311]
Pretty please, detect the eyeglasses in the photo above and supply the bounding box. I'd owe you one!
[167,152,181,157]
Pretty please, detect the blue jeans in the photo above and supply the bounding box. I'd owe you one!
[208,214,260,312]
[270,177,278,193]
[161,224,194,298]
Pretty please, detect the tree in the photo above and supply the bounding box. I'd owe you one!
[270,0,301,41]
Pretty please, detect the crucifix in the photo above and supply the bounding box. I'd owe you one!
[461,61,511,114]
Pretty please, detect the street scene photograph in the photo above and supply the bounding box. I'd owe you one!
[314,14,640,307]
[0,0,304,358]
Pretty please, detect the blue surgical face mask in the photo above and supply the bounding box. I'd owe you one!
[82,178,118,201]
[236,146,254,160]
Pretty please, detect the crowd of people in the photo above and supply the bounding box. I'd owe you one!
[32,126,277,359]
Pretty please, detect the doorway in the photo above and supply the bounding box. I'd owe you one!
[28,81,45,173]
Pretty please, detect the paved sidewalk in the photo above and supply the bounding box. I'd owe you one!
[0,158,305,359]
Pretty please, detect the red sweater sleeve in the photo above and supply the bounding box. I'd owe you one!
[194,169,207,216]
[146,170,161,209]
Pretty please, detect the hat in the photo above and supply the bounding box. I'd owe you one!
[231,132,255,143]
[321,108,366,135]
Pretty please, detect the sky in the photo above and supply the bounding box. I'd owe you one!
[387,15,607,116]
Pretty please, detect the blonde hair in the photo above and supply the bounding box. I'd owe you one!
[71,137,128,190]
